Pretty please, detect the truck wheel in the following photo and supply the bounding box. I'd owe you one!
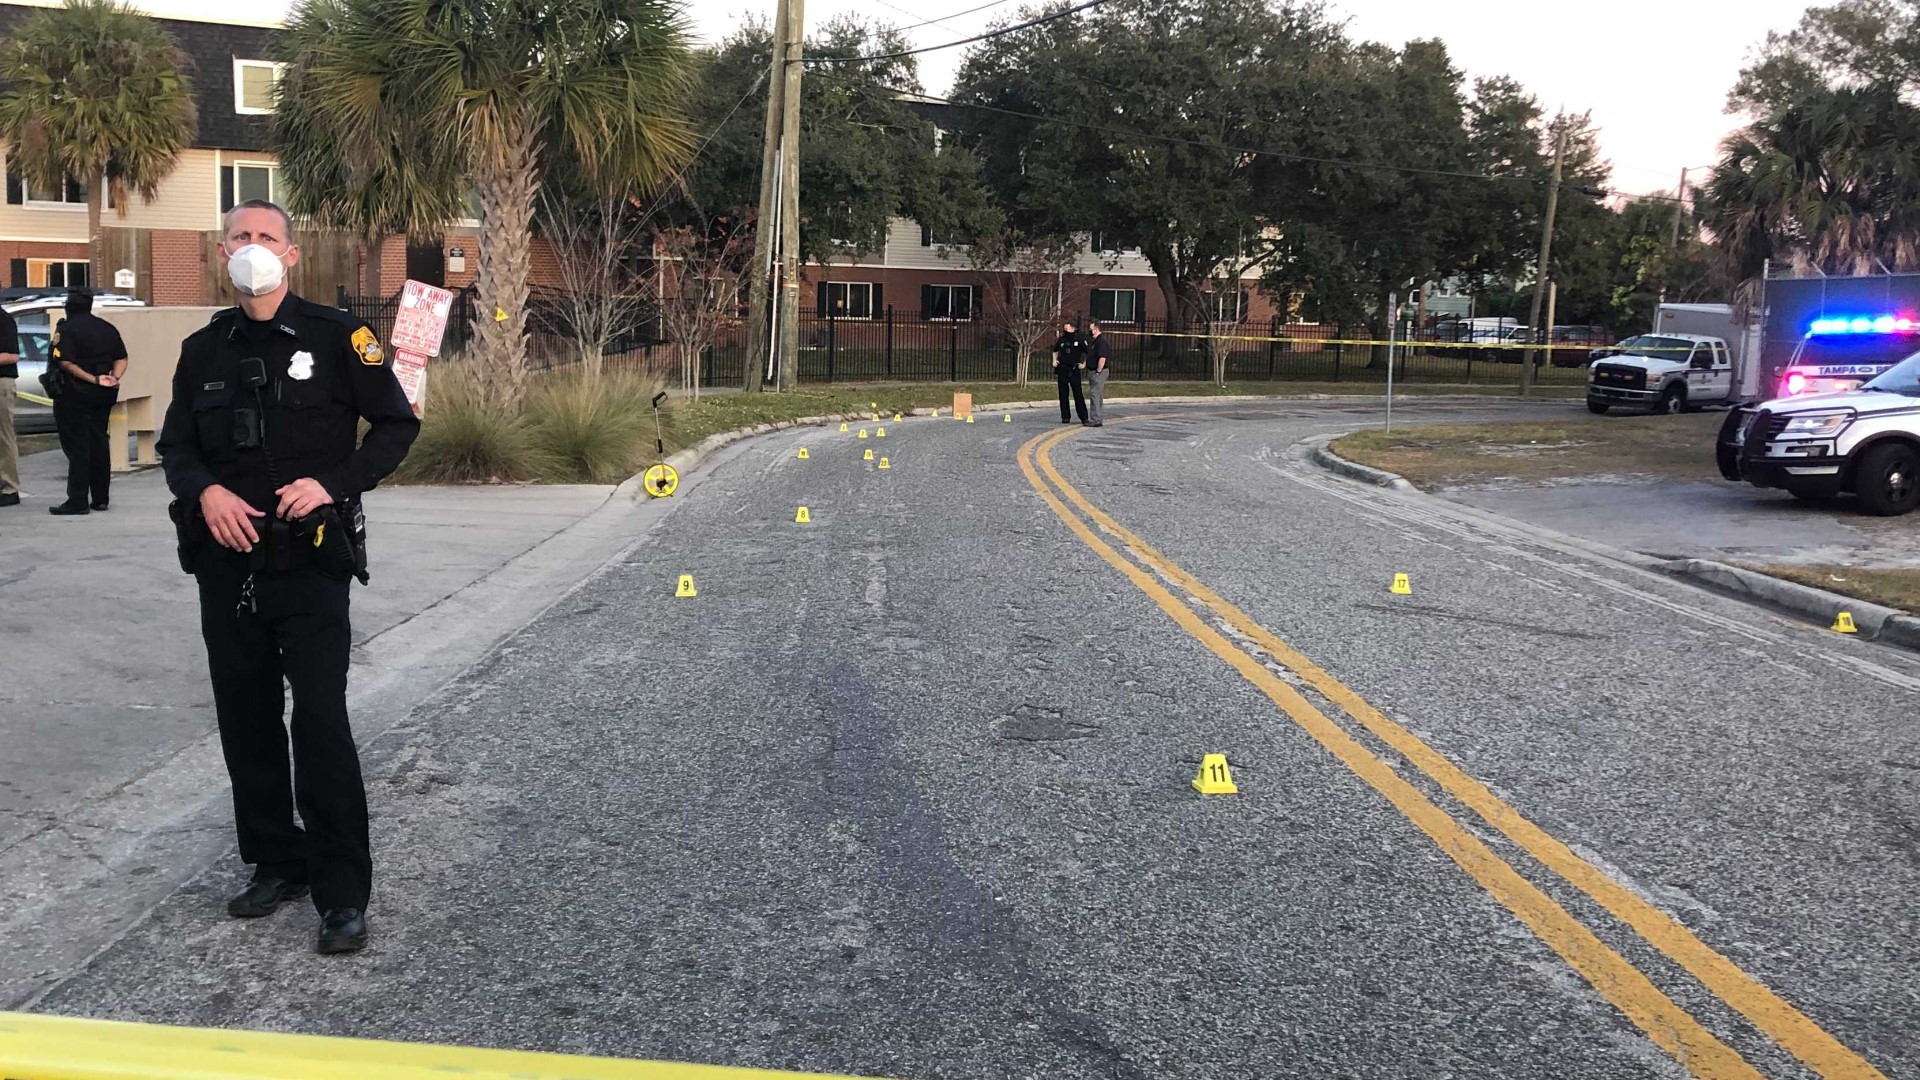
[1658,386,1687,415]
[1586,400,1609,415]
[1854,442,1920,516]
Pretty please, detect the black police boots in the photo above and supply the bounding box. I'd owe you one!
[227,876,309,918]
[317,908,369,955]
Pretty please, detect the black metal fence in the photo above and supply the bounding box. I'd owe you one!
[337,293,1606,390]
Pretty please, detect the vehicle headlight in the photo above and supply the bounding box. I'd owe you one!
[1643,371,1660,387]
[1780,413,1851,437]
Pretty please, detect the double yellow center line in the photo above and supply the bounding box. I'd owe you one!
[1017,418,1883,1080]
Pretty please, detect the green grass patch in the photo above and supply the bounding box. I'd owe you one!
[1331,411,1724,487]
[664,380,1581,452]
[1743,564,1920,615]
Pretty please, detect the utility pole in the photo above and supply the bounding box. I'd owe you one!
[1521,123,1566,398]
[775,0,805,391]
[742,0,789,394]
[1658,166,1689,307]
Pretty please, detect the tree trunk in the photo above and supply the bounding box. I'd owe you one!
[1367,287,1392,369]
[1152,264,1185,367]
[86,173,104,292]
[473,119,539,412]
[364,234,385,301]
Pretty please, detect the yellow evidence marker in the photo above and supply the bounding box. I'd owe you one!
[675,574,697,598]
[894,413,903,422]
[1832,611,1859,634]
[1193,754,1237,795]
[857,429,869,440]
[1390,573,1412,595]
[795,506,811,524]
[1004,413,1012,422]
[644,463,679,499]
[839,422,849,433]
[863,448,874,461]
[878,457,891,470]
[877,427,887,438]
[965,414,975,424]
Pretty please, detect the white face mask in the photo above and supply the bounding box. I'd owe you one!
[226,243,287,296]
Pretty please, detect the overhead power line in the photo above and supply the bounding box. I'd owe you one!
[805,0,1114,64]
[892,0,1024,32]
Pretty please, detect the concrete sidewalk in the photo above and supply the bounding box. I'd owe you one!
[1440,476,1920,569]
[0,448,684,1006]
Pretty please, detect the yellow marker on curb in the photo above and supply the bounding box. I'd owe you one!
[797,447,809,460]
[871,412,880,422]
[965,414,975,424]
[878,456,890,470]
[863,448,874,461]
[857,429,869,440]
[876,427,887,437]
[675,574,697,598]
[1004,413,1012,422]
[839,422,849,433]
[1391,573,1412,595]
[1832,611,1859,634]
[795,506,811,524]
[894,413,903,422]
[1193,754,1237,795]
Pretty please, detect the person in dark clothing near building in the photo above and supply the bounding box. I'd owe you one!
[157,199,420,955]
[0,305,19,507]
[1052,319,1089,424]
[48,290,128,515]
[1085,320,1111,427]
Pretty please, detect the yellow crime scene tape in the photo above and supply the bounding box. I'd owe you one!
[1092,327,1665,353]
[15,385,53,406]
[0,1012,875,1080]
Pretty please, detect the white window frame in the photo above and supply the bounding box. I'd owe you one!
[229,159,283,207]
[21,176,89,211]
[27,258,90,289]
[233,59,286,115]
[926,283,973,322]
[1015,286,1056,321]
[825,281,874,320]
[1091,288,1138,324]
[1205,289,1248,323]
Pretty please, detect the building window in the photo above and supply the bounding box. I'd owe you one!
[24,175,86,208]
[1091,288,1140,323]
[221,162,283,211]
[823,281,874,319]
[923,283,972,321]
[1015,286,1056,320]
[1205,289,1250,322]
[234,59,285,114]
[28,259,89,289]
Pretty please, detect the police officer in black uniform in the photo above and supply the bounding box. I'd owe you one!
[1051,319,1089,425]
[157,199,419,955]
[48,289,129,515]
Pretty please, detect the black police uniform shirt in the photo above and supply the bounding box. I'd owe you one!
[54,311,128,383]
[1053,331,1086,371]
[0,308,17,380]
[157,293,420,519]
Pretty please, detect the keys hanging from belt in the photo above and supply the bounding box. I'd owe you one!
[235,572,258,618]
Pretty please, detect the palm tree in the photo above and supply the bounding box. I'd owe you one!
[271,2,471,302]
[276,0,695,409]
[0,0,196,289]
[1700,86,1920,309]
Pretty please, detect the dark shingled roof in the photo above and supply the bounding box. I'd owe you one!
[0,3,280,152]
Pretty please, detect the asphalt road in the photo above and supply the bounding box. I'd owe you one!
[26,399,1919,1079]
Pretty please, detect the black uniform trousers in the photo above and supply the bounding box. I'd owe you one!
[1057,369,1087,422]
[194,548,369,913]
[53,384,115,507]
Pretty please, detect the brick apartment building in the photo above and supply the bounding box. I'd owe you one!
[0,2,1269,331]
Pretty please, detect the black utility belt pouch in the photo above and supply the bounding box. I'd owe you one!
[289,502,369,585]
[167,499,205,575]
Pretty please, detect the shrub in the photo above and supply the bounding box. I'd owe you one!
[394,360,546,484]
[522,366,668,484]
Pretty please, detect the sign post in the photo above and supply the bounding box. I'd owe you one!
[388,279,457,415]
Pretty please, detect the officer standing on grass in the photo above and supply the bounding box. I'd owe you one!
[1051,319,1089,425]
[156,199,419,955]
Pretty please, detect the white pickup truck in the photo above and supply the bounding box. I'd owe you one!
[1585,333,1737,414]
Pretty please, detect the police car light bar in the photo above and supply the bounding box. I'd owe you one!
[1808,314,1919,335]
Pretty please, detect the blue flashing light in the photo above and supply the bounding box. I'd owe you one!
[1809,314,1919,335]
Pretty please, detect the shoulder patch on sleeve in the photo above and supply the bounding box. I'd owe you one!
[352,326,383,366]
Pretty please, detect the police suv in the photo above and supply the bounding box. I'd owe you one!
[1717,350,1920,516]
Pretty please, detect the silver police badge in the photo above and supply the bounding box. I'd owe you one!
[288,351,315,381]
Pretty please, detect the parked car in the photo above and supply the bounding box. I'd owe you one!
[11,325,55,434]
[1717,351,1920,515]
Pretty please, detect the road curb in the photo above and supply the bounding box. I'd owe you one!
[1307,433,1920,651]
